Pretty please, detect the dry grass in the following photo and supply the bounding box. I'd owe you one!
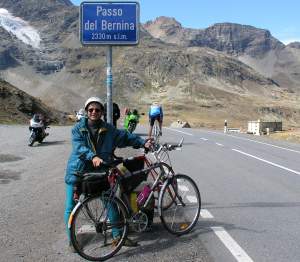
[269,130,300,144]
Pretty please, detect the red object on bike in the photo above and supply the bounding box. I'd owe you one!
[137,185,151,207]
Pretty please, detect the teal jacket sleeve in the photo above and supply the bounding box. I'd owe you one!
[113,128,145,149]
[71,125,96,160]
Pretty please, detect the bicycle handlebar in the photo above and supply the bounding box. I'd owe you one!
[161,137,184,151]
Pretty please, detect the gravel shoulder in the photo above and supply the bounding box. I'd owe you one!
[0,125,212,262]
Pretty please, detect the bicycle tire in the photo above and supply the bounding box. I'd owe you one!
[157,162,177,210]
[159,174,201,235]
[28,133,35,146]
[152,120,160,144]
[70,195,129,261]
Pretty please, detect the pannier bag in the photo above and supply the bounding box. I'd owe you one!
[121,158,147,193]
[81,172,110,196]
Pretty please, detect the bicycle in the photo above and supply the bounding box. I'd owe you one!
[152,119,161,145]
[68,143,201,261]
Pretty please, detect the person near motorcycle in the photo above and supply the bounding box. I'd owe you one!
[28,114,49,146]
[103,102,120,127]
[75,108,85,122]
[124,109,140,133]
[148,101,163,137]
[64,97,152,251]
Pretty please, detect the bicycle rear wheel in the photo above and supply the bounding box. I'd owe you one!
[159,174,201,235]
[70,195,128,261]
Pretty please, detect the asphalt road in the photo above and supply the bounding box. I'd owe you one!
[1,124,299,262]
[0,125,212,262]
[161,126,300,262]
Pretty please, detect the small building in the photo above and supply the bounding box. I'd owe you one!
[247,120,282,135]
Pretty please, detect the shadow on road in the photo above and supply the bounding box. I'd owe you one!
[37,140,67,146]
[113,222,204,259]
[0,170,22,184]
[196,219,264,234]
[0,154,24,163]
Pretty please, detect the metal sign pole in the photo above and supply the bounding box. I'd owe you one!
[80,2,140,126]
[106,45,113,124]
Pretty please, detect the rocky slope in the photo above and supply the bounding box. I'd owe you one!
[0,79,67,124]
[0,1,299,128]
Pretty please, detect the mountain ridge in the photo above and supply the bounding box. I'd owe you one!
[0,2,299,127]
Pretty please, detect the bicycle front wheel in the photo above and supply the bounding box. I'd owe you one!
[70,195,129,261]
[159,174,201,235]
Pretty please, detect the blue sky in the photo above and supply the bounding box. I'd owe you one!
[71,0,300,44]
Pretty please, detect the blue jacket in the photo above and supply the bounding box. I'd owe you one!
[65,118,145,185]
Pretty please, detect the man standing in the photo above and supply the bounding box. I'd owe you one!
[65,97,151,251]
[104,102,120,127]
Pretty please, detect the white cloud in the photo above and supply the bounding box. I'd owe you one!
[0,8,41,49]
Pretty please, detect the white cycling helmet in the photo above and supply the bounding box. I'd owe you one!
[84,97,104,110]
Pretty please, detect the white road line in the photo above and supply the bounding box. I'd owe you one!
[211,227,254,262]
[199,211,253,262]
[216,143,224,146]
[186,195,198,203]
[200,209,214,218]
[232,149,300,176]
[207,131,300,154]
[200,137,208,141]
[164,127,194,136]
[211,227,253,262]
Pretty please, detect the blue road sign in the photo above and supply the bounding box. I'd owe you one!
[80,1,140,45]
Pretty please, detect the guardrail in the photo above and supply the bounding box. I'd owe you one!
[226,128,241,133]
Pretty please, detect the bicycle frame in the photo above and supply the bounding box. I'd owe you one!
[68,144,179,232]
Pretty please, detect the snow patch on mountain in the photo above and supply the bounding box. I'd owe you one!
[0,8,41,49]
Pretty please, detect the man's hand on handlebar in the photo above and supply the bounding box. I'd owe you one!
[92,156,103,167]
[144,138,154,153]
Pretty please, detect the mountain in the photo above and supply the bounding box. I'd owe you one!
[0,79,68,124]
[145,17,300,92]
[144,17,284,57]
[0,2,299,128]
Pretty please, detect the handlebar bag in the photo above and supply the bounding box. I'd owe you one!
[81,172,110,196]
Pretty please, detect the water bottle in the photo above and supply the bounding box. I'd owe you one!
[137,185,151,208]
[130,192,138,213]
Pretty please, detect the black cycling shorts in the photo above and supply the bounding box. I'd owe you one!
[149,115,161,126]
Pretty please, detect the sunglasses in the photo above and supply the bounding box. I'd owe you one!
[88,108,101,113]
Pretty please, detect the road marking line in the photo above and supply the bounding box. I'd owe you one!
[165,127,193,136]
[211,227,254,262]
[232,149,300,176]
[186,195,198,203]
[200,137,208,141]
[200,209,214,218]
[216,143,224,146]
[207,131,300,154]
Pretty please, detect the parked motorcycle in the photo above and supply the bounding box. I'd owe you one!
[28,126,49,146]
[75,108,86,122]
[28,114,49,146]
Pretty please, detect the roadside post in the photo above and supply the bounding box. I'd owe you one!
[224,119,227,133]
[80,1,140,124]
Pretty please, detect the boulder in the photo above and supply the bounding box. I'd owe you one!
[170,120,191,128]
